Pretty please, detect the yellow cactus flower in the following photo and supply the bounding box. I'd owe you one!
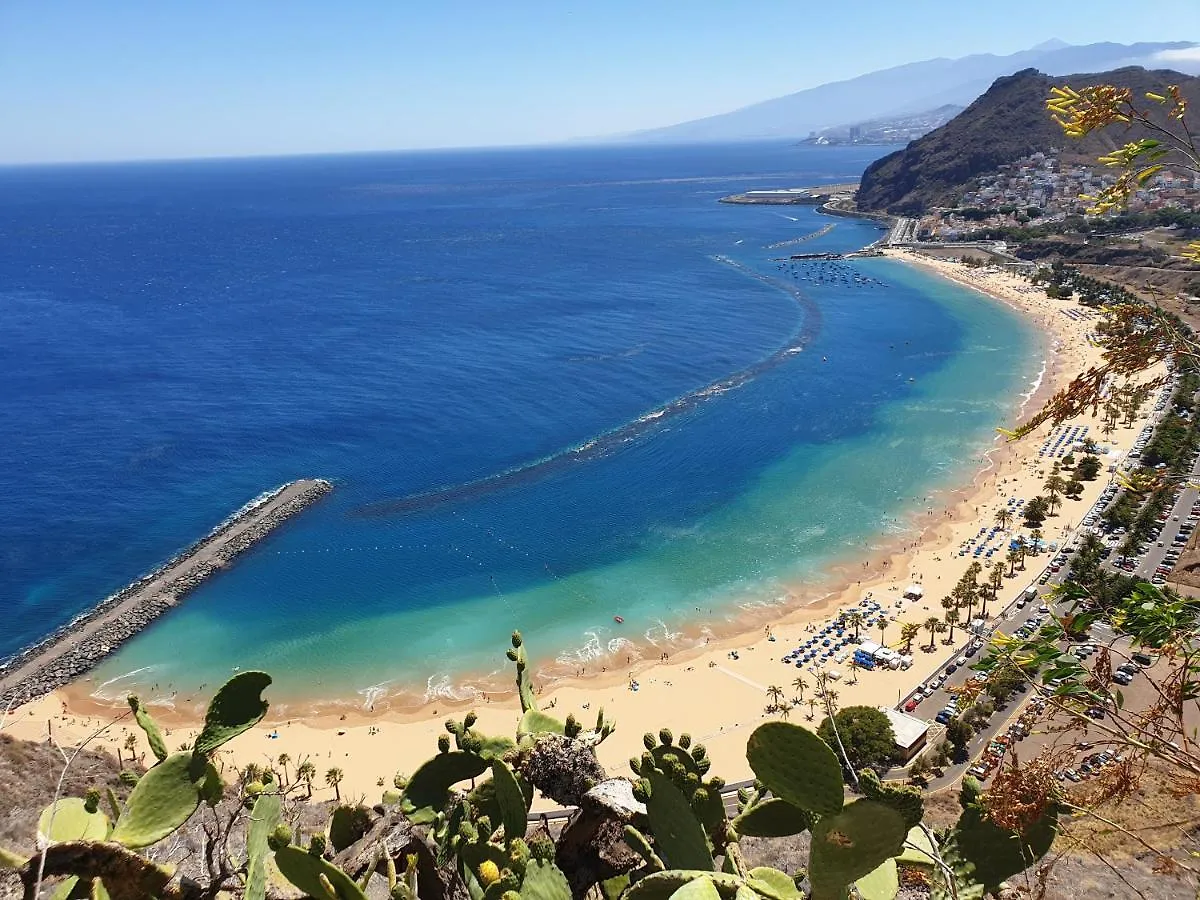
[478,861,501,886]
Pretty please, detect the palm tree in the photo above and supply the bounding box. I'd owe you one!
[1043,474,1065,515]
[277,753,291,785]
[806,698,819,721]
[766,684,785,706]
[944,607,960,643]
[924,616,941,651]
[995,508,1012,530]
[325,767,344,802]
[845,610,864,640]
[1030,529,1044,555]
[1006,547,1020,577]
[297,761,316,799]
[1015,536,1029,569]
[847,659,860,684]
[877,618,889,647]
[901,622,920,654]
[791,676,808,700]
[822,689,840,715]
[777,704,791,721]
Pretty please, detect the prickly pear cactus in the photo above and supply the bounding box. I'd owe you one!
[730,798,813,838]
[273,842,369,900]
[402,750,490,824]
[639,768,715,871]
[507,631,538,713]
[491,759,529,843]
[244,791,281,900]
[109,752,208,849]
[127,695,168,762]
[642,730,710,778]
[746,721,845,818]
[858,769,923,830]
[807,800,906,900]
[853,859,899,900]
[37,797,110,844]
[520,859,573,900]
[192,670,272,755]
[744,867,803,900]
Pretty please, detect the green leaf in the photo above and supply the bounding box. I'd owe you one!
[521,859,573,900]
[808,800,906,900]
[624,871,741,900]
[38,798,109,844]
[854,859,899,900]
[518,709,566,736]
[0,845,27,870]
[402,751,489,823]
[245,792,282,900]
[193,671,272,756]
[669,876,722,900]
[491,759,528,843]
[731,798,813,838]
[895,826,937,867]
[274,844,368,900]
[48,876,80,900]
[746,721,844,817]
[127,696,168,762]
[644,768,714,871]
[746,867,803,900]
[110,752,204,848]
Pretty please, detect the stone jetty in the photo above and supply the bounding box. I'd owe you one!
[0,479,333,710]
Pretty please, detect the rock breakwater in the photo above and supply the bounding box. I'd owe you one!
[0,479,332,710]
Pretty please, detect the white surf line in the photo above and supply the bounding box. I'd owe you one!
[714,665,768,694]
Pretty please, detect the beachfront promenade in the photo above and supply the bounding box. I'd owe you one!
[0,479,332,710]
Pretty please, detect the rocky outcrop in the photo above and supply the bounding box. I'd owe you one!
[0,479,332,709]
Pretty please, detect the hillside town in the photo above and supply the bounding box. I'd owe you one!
[919,149,1200,240]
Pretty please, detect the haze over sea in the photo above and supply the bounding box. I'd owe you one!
[0,143,1038,712]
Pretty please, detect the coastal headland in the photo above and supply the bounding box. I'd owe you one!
[4,253,1168,808]
[0,478,332,710]
[719,183,860,205]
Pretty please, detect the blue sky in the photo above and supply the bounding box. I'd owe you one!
[2,1,1198,163]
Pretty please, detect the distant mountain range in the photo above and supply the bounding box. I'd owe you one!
[855,66,1200,214]
[621,40,1198,144]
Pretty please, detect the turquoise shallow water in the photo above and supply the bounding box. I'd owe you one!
[0,144,1039,711]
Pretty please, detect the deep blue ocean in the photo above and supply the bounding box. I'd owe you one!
[0,143,1038,711]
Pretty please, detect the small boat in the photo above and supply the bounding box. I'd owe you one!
[613,615,624,624]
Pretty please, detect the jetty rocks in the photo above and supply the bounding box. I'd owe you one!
[0,478,333,710]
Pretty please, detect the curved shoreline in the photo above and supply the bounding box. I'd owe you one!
[73,253,1052,720]
[0,479,333,710]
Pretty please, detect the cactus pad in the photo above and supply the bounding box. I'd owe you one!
[745,867,802,900]
[854,859,899,900]
[517,709,566,737]
[403,751,489,824]
[127,696,169,762]
[808,800,905,900]
[731,798,813,838]
[945,784,1060,895]
[274,844,368,900]
[668,876,722,900]
[110,752,206,848]
[193,671,272,755]
[245,791,282,900]
[491,759,528,843]
[37,798,110,844]
[520,860,572,900]
[746,722,844,817]
[643,768,714,871]
[624,871,742,900]
[858,770,923,830]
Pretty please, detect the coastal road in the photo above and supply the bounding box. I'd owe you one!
[0,479,332,708]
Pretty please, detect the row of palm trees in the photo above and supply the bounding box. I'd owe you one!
[241,753,346,802]
[766,672,840,722]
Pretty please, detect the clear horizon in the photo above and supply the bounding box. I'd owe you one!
[2,1,1199,164]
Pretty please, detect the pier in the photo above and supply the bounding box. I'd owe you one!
[0,478,333,709]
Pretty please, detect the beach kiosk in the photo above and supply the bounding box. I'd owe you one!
[902,584,924,601]
[878,706,929,764]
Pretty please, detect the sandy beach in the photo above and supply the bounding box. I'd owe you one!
[2,251,1164,808]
